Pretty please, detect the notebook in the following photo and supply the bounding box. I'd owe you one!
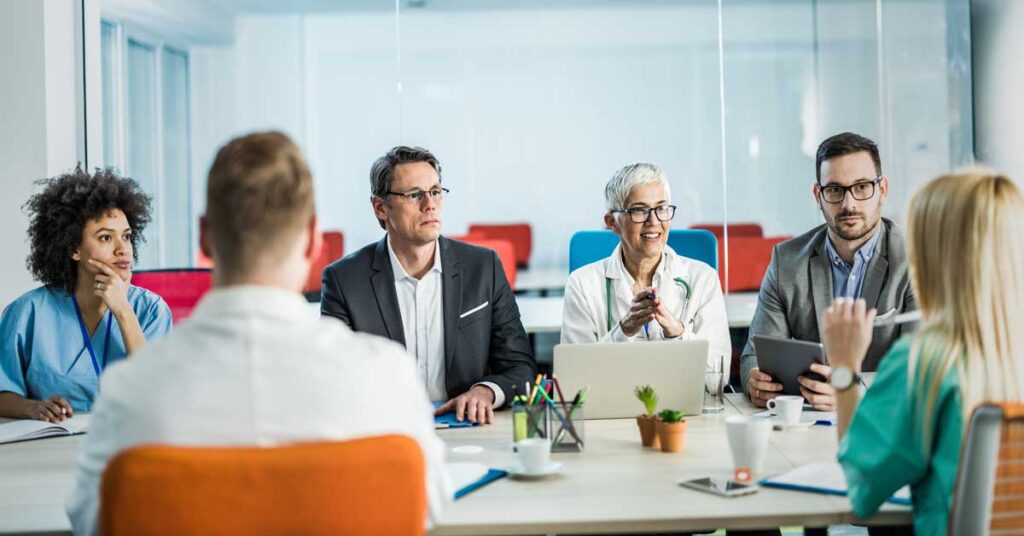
[760,461,911,505]
[447,462,507,499]
[433,402,479,429]
[0,414,91,445]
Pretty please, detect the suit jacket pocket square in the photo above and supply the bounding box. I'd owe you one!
[459,301,489,319]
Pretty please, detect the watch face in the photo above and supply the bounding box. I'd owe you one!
[832,367,853,389]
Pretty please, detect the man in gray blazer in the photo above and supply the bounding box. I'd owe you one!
[321,146,536,425]
[741,132,916,411]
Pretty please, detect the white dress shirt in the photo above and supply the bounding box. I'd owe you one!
[66,286,451,535]
[387,237,504,406]
[560,244,732,385]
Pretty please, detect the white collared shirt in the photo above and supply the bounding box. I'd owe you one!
[66,286,452,535]
[560,244,732,385]
[387,237,505,407]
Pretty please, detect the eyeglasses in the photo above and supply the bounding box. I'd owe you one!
[611,205,677,223]
[385,187,449,203]
[818,177,882,204]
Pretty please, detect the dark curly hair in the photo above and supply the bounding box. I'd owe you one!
[23,166,152,293]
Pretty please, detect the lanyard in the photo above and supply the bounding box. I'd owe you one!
[72,297,113,377]
[605,276,692,332]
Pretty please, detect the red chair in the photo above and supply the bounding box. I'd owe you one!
[303,231,344,295]
[450,235,517,290]
[467,223,532,268]
[131,269,213,325]
[718,236,790,292]
[690,223,764,240]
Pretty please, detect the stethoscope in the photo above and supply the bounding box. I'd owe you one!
[604,276,692,333]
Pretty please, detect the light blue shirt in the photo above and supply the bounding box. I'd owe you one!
[0,285,172,411]
[824,228,881,299]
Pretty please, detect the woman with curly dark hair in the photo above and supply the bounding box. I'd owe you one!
[0,167,172,422]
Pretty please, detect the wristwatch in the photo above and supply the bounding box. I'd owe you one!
[830,366,861,392]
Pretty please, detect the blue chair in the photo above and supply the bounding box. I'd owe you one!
[568,229,718,273]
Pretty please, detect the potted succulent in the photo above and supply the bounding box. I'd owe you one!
[634,385,660,448]
[656,409,687,453]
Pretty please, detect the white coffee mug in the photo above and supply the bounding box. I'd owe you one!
[725,415,772,482]
[516,437,552,472]
[767,395,804,425]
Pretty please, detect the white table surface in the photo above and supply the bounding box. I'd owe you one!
[0,395,910,535]
[515,292,759,335]
[514,267,568,293]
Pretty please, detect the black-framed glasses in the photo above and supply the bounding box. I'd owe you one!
[611,204,677,223]
[818,177,882,204]
[386,187,449,203]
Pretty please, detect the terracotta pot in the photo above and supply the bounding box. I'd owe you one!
[635,415,660,448]
[656,419,687,453]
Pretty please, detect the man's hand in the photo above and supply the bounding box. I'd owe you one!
[434,385,496,424]
[798,363,836,411]
[746,367,783,407]
[22,396,74,423]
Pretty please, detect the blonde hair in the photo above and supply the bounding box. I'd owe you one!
[906,171,1024,447]
[205,131,315,276]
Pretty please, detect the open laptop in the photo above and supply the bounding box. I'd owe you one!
[553,340,710,419]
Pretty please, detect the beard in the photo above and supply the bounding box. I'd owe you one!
[827,210,880,241]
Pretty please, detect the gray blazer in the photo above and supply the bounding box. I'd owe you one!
[320,236,536,405]
[739,218,917,385]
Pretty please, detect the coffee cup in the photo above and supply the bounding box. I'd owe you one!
[767,395,804,425]
[725,415,772,482]
[516,437,552,472]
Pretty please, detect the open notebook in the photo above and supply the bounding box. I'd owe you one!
[761,461,911,505]
[0,414,91,445]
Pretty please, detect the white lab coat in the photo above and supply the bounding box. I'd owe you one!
[561,245,731,385]
[66,286,451,535]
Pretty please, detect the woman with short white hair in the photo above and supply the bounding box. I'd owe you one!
[560,163,731,383]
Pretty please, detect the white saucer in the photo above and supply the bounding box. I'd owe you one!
[506,461,563,479]
[772,419,814,431]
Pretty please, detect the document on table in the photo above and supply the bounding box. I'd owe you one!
[760,461,910,505]
[0,414,91,444]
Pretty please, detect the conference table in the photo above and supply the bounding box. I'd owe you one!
[0,395,910,535]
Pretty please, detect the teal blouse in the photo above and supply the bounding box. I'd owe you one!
[838,337,963,536]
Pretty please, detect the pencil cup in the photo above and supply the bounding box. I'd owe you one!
[513,404,550,443]
[550,404,585,453]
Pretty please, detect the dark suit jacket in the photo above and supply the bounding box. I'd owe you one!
[320,236,536,405]
[740,218,917,385]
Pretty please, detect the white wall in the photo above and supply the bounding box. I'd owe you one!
[0,0,84,306]
[972,0,1024,181]
[190,2,970,269]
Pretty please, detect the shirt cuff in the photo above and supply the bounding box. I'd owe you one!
[474,381,505,408]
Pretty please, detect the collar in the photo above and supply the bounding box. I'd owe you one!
[387,235,442,282]
[825,224,882,268]
[604,243,674,283]
[190,285,312,322]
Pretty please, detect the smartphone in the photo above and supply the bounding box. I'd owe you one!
[678,477,759,497]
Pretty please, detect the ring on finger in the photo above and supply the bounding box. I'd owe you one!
[94,281,103,289]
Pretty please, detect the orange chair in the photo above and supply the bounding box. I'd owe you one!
[303,230,345,295]
[451,235,518,290]
[131,269,212,325]
[99,435,426,536]
[719,236,790,292]
[468,223,532,268]
[690,223,764,240]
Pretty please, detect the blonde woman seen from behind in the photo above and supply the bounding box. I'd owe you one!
[822,172,1024,536]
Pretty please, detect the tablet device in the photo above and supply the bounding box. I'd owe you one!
[751,335,827,397]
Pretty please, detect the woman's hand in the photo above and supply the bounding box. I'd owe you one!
[619,287,657,337]
[821,297,877,371]
[654,303,684,338]
[22,396,74,423]
[89,259,132,317]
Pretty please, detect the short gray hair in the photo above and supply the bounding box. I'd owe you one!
[604,163,671,212]
[369,146,442,229]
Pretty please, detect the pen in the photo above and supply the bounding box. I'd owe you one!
[873,310,922,327]
[538,386,583,444]
[644,292,655,338]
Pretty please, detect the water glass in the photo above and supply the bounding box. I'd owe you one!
[703,356,725,414]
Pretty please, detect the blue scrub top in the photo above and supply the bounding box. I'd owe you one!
[0,285,172,411]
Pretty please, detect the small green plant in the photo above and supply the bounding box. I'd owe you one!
[658,409,685,423]
[634,385,659,416]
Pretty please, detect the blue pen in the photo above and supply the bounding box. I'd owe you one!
[644,292,656,337]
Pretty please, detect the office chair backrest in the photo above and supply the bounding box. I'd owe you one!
[130,269,213,325]
[950,403,1024,535]
[568,229,718,273]
[452,235,518,290]
[304,230,345,295]
[99,435,427,536]
[468,223,533,268]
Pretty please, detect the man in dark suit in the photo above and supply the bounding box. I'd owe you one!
[741,132,917,413]
[321,146,536,425]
